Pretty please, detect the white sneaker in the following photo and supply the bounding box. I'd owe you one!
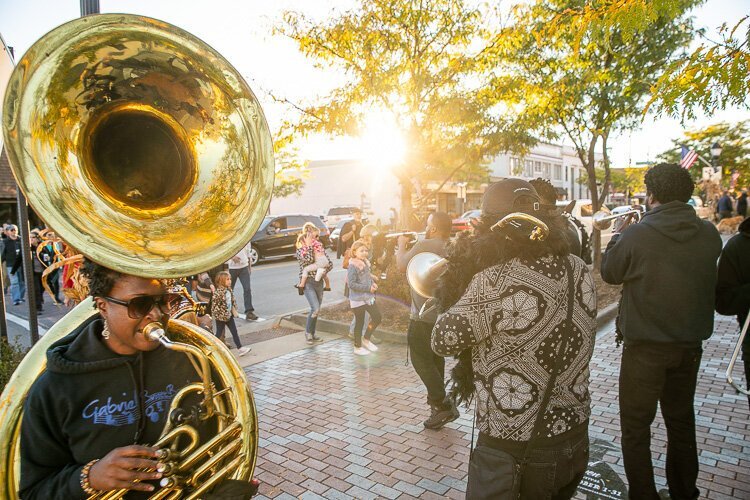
[362,339,379,352]
[238,346,251,356]
[353,347,370,356]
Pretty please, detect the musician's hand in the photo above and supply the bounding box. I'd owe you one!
[88,445,162,492]
[612,214,634,234]
[397,235,409,249]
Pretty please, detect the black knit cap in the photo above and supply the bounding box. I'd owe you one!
[481,178,541,217]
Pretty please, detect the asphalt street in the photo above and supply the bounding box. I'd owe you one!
[2,254,351,348]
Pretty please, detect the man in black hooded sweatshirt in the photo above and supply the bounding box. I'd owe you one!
[716,215,750,407]
[601,163,722,500]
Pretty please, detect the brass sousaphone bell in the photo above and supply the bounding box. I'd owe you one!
[406,212,549,318]
[0,14,274,498]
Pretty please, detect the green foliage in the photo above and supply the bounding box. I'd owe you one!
[647,16,750,120]
[273,126,310,199]
[657,120,750,189]
[486,0,693,267]
[537,0,749,119]
[377,259,411,305]
[276,0,535,227]
[0,339,28,393]
[580,167,647,195]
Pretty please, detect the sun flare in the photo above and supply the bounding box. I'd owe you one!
[358,109,407,170]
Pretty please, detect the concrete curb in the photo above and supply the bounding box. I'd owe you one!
[287,300,620,345]
[286,313,408,344]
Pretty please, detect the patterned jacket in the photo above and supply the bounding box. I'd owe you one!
[295,243,333,280]
[432,254,596,443]
[210,286,236,323]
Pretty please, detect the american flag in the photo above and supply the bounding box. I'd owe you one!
[680,145,698,170]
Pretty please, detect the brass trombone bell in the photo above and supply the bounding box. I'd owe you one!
[406,252,449,300]
[592,208,643,231]
[2,14,274,278]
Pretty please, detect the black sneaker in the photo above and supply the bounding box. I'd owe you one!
[305,333,314,345]
[423,401,460,430]
[246,312,259,321]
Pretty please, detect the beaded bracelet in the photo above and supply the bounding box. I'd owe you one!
[80,458,99,495]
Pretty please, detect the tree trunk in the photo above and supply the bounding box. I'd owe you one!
[585,136,603,270]
[400,180,414,232]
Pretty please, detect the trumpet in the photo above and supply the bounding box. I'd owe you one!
[592,207,644,231]
[726,312,750,396]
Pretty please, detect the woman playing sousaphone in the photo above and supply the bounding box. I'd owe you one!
[20,261,256,499]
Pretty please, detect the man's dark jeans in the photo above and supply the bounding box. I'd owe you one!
[229,266,254,313]
[467,428,588,499]
[620,342,702,500]
[407,320,446,404]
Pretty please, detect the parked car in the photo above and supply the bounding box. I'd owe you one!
[688,195,712,219]
[249,214,330,265]
[324,206,360,230]
[451,209,481,235]
[557,198,614,248]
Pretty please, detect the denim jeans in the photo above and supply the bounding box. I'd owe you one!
[229,266,254,313]
[620,342,702,500]
[7,266,25,303]
[303,280,324,334]
[407,319,446,404]
[467,427,589,500]
[215,317,242,349]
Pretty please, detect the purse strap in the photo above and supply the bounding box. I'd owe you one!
[519,255,576,464]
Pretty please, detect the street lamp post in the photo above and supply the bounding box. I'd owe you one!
[710,141,722,174]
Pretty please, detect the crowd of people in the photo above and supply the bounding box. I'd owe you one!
[7,162,750,499]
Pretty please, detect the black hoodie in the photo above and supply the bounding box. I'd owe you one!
[601,201,722,344]
[20,316,203,499]
[716,217,750,346]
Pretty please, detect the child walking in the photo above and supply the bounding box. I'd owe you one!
[346,240,382,356]
[211,271,251,356]
[295,223,331,293]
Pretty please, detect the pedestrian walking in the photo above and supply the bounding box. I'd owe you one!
[38,230,63,303]
[337,207,364,259]
[395,211,457,429]
[346,224,378,340]
[294,223,331,293]
[296,224,333,344]
[2,224,26,305]
[227,241,258,321]
[716,215,750,407]
[388,206,398,230]
[432,178,596,499]
[601,163,722,499]
[12,232,45,312]
[211,271,251,356]
[736,188,748,218]
[718,190,734,220]
[347,240,381,356]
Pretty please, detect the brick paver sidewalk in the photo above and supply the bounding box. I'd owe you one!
[244,313,750,499]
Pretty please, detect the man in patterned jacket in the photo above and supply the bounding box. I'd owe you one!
[432,178,596,499]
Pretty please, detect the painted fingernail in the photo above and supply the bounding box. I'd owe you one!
[147,485,155,491]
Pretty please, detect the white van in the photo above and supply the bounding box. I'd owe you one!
[557,199,614,248]
[324,206,359,230]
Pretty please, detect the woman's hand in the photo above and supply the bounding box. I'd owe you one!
[87,445,162,493]
[370,283,378,293]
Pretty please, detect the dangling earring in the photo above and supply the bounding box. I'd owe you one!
[102,319,111,340]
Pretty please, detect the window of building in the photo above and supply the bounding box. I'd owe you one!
[524,160,534,177]
[565,166,569,181]
[534,161,542,173]
[543,162,551,178]
[554,164,562,180]
[511,157,524,176]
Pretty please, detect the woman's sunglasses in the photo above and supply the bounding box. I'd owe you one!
[104,293,181,319]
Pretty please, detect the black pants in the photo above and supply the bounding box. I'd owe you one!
[352,302,381,347]
[407,319,446,404]
[215,317,242,349]
[619,342,702,500]
[467,427,588,500]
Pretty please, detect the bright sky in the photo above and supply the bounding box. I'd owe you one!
[0,0,748,168]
